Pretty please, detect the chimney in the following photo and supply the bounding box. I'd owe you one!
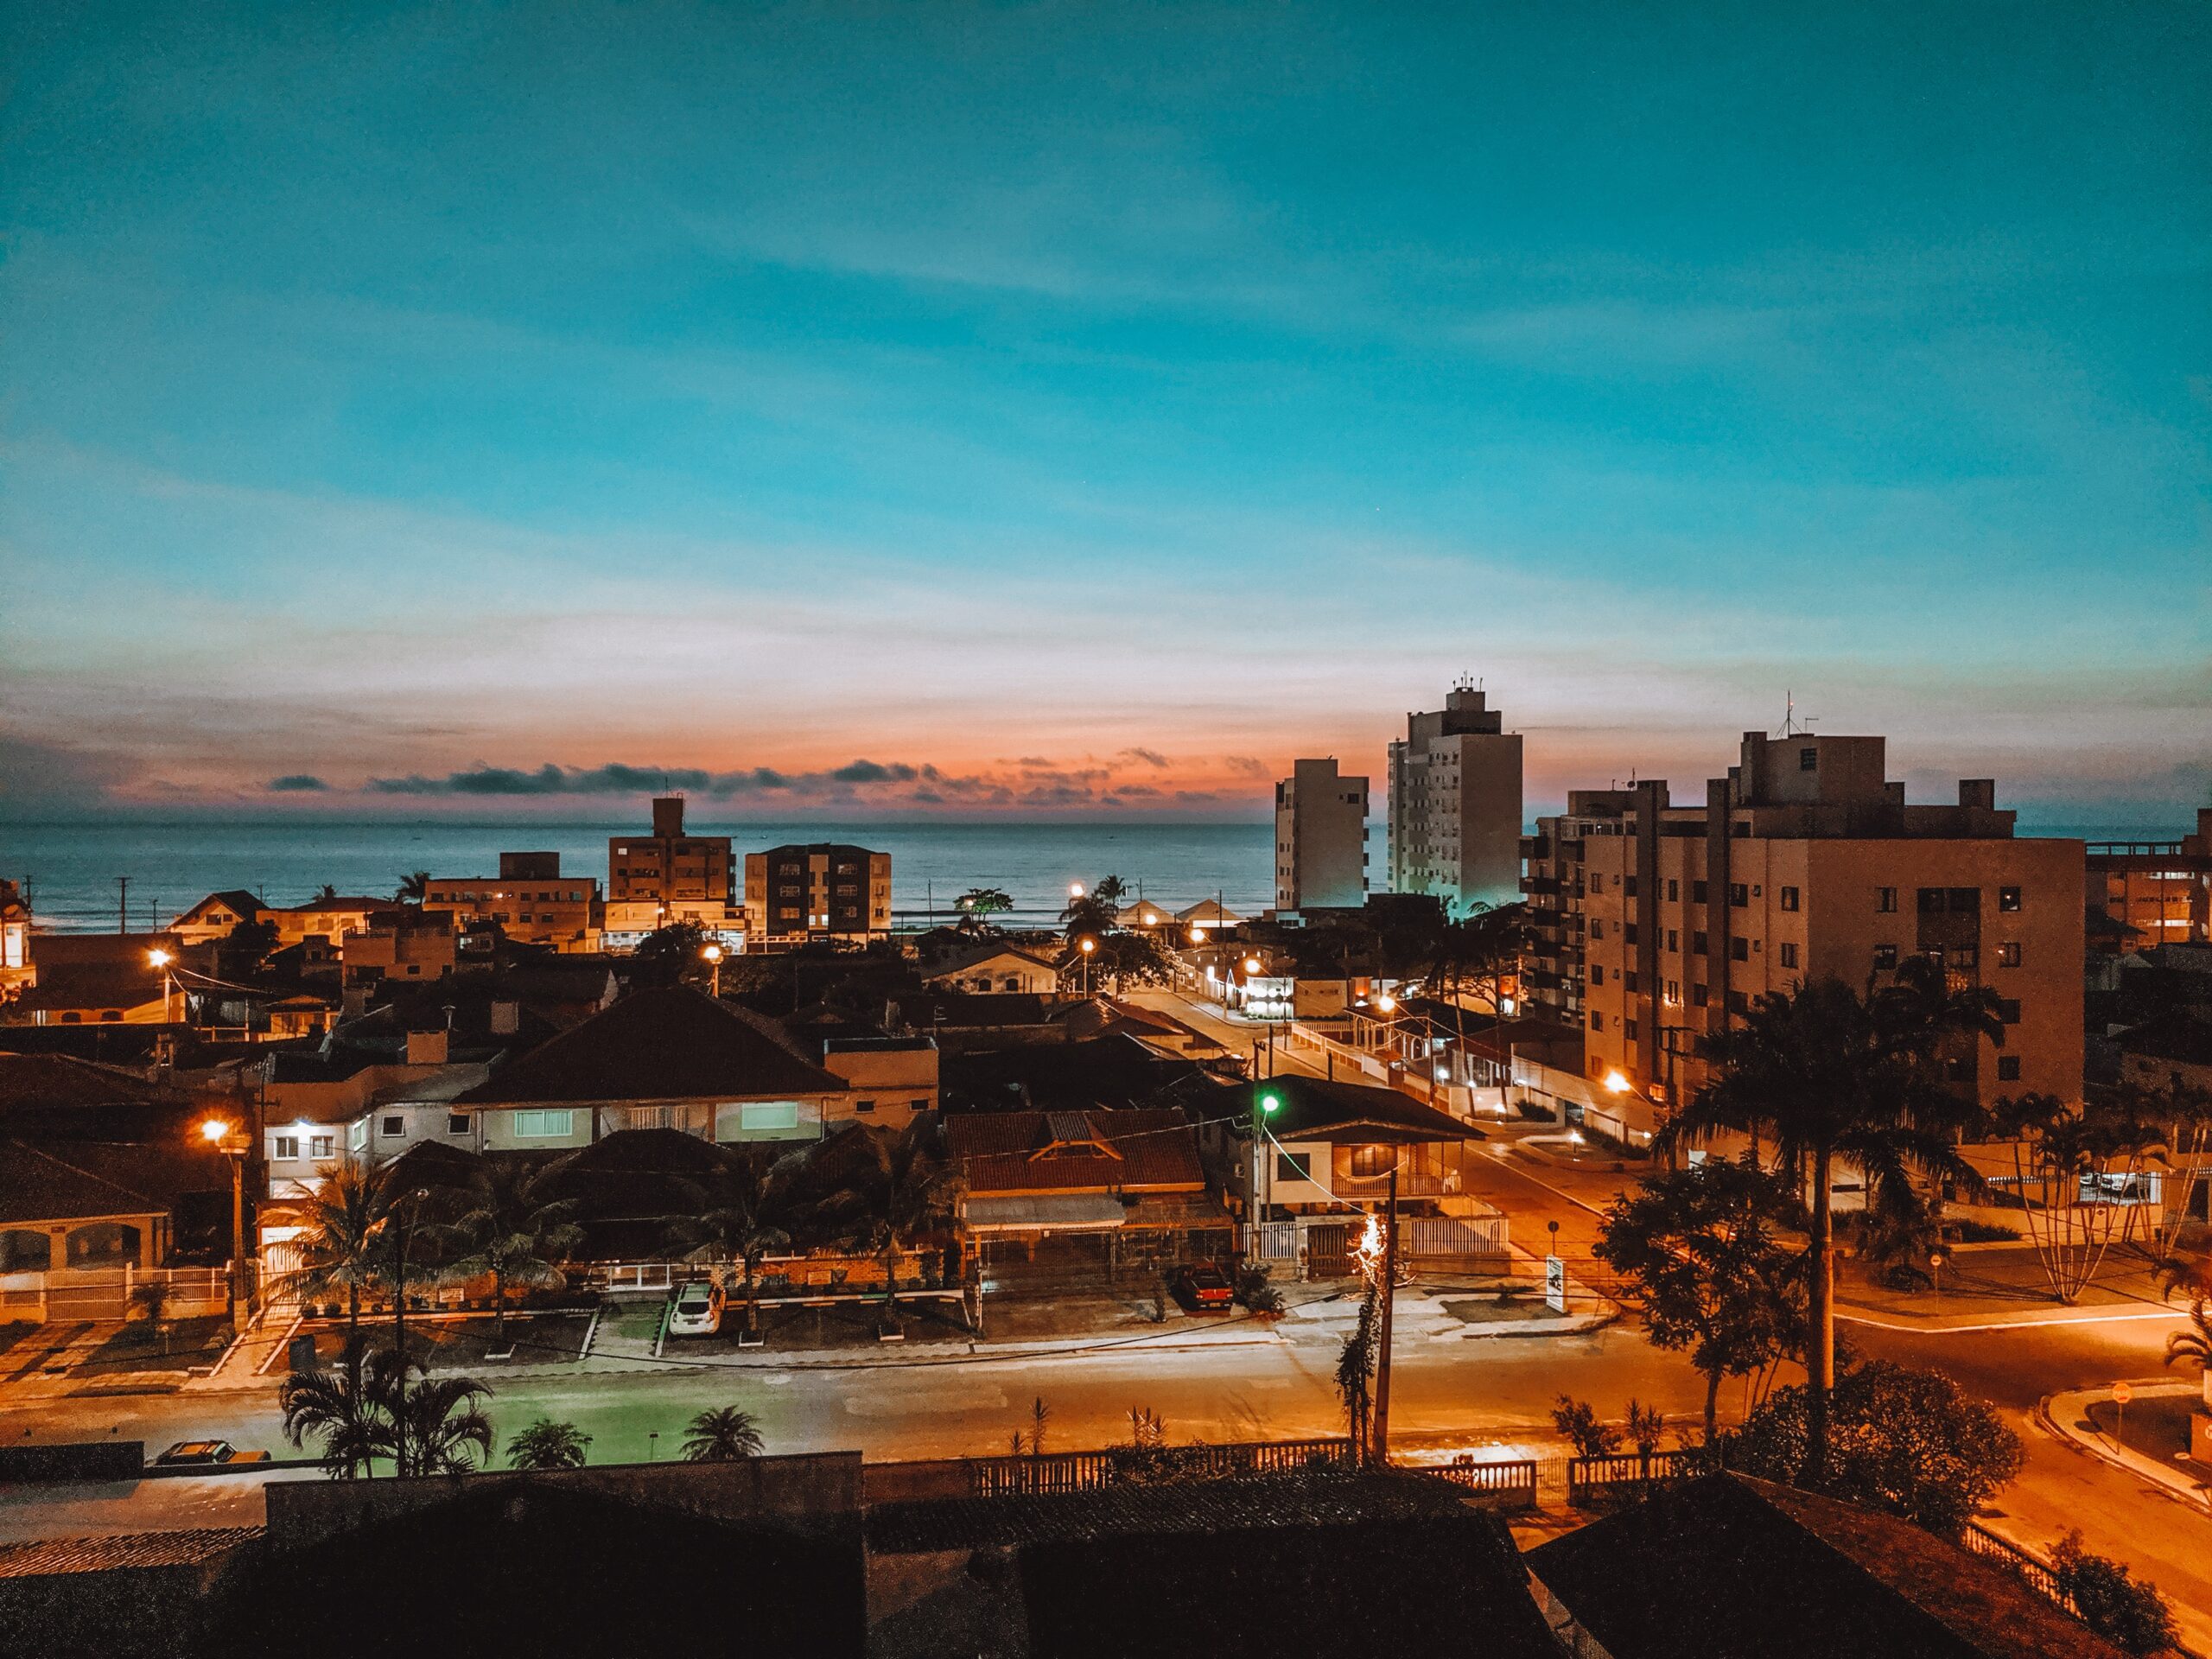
[405,1028,448,1066]
[490,999,520,1036]
[1958,779,1996,811]
[652,796,685,837]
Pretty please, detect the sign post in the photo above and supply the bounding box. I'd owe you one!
[1544,1220,1566,1314]
[2113,1381,2133,1446]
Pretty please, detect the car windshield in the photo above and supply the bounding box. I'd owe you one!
[677,1294,709,1311]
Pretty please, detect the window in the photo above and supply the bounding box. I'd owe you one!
[739,1101,802,1133]
[1877,887,1897,913]
[1624,924,1639,945]
[1997,998,2022,1025]
[1726,990,1748,1014]
[1917,887,1944,914]
[1999,887,2022,912]
[1590,919,1605,941]
[910,1098,929,1114]
[1666,879,1679,903]
[1692,931,1708,957]
[1730,938,1749,962]
[349,1121,367,1151]
[1276,1152,1312,1183]
[1666,930,1679,953]
[1997,1056,2022,1083]
[1799,746,1818,772]
[1590,965,1605,986]
[1692,983,1710,1008]
[380,1116,405,1138]
[512,1109,575,1139]
[1950,945,1978,970]
[1624,971,1639,994]
[1780,943,1798,969]
[1590,1011,1604,1031]
[1693,880,1709,905]
[1625,1019,1639,1042]
[1349,1144,1397,1179]
[446,1116,469,1136]
[1779,886,1799,912]
[1873,944,1898,970]
[1945,1058,1974,1083]
[1624,876,1638,899]
[274,1135,300,1160]
[1729,883,1748,907]
[1999,941,2022,968]
[854,1099,876,1115]
[1664,979,1681,1007]
[310,1135,334,1159]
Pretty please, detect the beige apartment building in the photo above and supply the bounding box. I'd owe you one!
[420,852,599,950]
[1525,732,2083,1141]
[1274,758,1370,912]
[1387,682,1523,916]
[608,797,734,906]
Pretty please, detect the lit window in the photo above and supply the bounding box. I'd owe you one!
[273,1135,300,1160]
[512,1109,575,1139]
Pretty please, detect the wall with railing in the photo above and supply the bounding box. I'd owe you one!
[0,1264,230,1325]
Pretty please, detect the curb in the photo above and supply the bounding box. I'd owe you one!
[2037,1384,2212,1515]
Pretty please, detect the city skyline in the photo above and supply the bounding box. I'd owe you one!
[3,3,2206,824]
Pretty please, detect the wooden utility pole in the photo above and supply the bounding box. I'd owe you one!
[115,875,130,934]
[1371,1165,1400,1462]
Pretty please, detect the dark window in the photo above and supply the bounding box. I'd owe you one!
[1692,983,1710,1008]
[1666,879,1679,903]
[1951,945,1978,969]
[1590,1011,1604,1031]
[1730,938,1749,962]
[1666,930,1679,952]
[1625,1019,1639,1042]
[854,1099,876,1114]
[447,1115,469,1135]
[1729,883,1748,907]
[1726,990,1748,1013]
[1624,924,1638,945]
[1877,887,1897,913]
[1799,746,1818,772]
[380,1116,404,1138]
[1276,1152,1311,1183]
[1780,886,1800,912]
[1780,943,1799,969]
[1624,876,1638,899]
[1873,944,1898,970]
[1693,880,1708,905]
[1999,887,2023,912]
[1917,887,1945,914]
[1590,965,1605,986]
[1692,931,1708,957]
[1946,1058,1974,1082]
[1997,999,2022,1025]
[1626,972,1640,994]
[1997,1056,2022,1082]
[1948,887,1980,913]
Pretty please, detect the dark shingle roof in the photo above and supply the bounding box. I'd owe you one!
[1526,1472,2126,1659]
[0,1052,180,1110]
[0,1142,165,1225]
[454,986,843,1105]
[0,1527,262,1578]
[1255,1074,1486,1143]
[946,1108,1204,1193]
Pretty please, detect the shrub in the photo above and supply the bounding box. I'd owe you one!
[1552,1395,1621,1459]
[2050,1530,2179,1656]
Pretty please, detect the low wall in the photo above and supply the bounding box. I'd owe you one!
[0,1440,146,1484]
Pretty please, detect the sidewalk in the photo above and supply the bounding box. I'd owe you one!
[2043,1381,2212,1514]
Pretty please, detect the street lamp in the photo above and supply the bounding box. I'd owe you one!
[1069,882,1085,899]
[149,947,177,1024]
[198,1117,251,1335]
[1604,1069,1631,1094]
[1189,925,1207,944]
[1250,1089,1282,1265]
[702,941,724,997]
[1078,934,1096,996]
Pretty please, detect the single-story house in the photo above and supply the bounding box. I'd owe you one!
[920,943,1062,996]
[10,934,182,1027]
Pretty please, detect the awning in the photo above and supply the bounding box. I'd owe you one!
[963,1194,1128,1235]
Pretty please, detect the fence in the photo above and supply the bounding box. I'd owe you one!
[0,1265,231,1325]
[1566,1448,1690,1508]
[1245,1214,1510,1279]
[966,1437,1352,1497]
[1424,1458,1540,1512]
[1960,1521,2073,1612]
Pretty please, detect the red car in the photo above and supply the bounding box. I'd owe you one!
[1173,1262,1236,1312]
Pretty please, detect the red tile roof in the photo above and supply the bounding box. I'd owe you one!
[946,1109,1205,1194]
[0,1527,262,1578]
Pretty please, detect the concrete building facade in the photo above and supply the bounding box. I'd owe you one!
[607,797,735,907]
[1274,758,1370,912]
[744,844,892,944]
[2086,808,2212,955]
[1523,732,2084,1141]
[1386,683,1523,917]
[420,853,599,951]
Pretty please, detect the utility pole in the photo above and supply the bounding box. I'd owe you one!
[116,875,130,935]
[1371,1164,1400,1463]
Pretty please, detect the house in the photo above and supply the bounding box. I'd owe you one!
[340,910,458,984]
[271,897,404,948]
[0,1143,175,1279]
[450,985,858,1151]
[920,942,1061,996]
[940,1033,1223,1114]
[944,1108,1232,1281]
[0,1526,260,1659]
[0,880,34,1001]
[884,991,1110,1053]
[2116,1009,2212,1097]
[420,852,602,951]
[8,934,182,1027]
[168,891,272,947]
[1525,1471,2126,1659]
[1176,898,1243,932]
[818,1036,939,1131]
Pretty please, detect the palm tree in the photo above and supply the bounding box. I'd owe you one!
[438,1160,584,1347]
[315,883,340,904]
[394,1367,495,1475]
[680,1406,763,1462]
[505,1418,592,1471]
[855,1122,963,1323]
[283,1161,391,1349]
[396,871,431,903]
[279,1332,396,1478]
[953,888,1014,937]
[1656,956,1998,1480]
[664,1150,787,1338]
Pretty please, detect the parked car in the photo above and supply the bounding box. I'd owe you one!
[154,1440,269,1466]
[666,1281,726,1338]
[1171,1261,1236,1312]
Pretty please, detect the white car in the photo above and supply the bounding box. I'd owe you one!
[666,1281,725,1338]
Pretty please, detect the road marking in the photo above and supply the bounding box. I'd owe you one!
[1840,1308,2189,1335]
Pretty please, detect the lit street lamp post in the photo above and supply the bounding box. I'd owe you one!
[198,1117,251,1335]
[1249,1087,1281,1266]
[702,941,723,998]
[1078,935,1096,996]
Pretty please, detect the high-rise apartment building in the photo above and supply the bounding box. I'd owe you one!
[1522,731,2083,1141]
[1274,759,1370,912]
[2085,809,2212,955]
[608,798,734,906]
[744,843,892,944]
[1387,682,1523,916]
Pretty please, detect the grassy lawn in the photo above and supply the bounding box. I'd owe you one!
[73,1316,232,1376]
[304,1313,594,1371]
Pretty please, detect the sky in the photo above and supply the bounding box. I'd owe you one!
[1,1,2207,825]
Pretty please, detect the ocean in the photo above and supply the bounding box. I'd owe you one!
[0,819,1280,934]
[0,816,2158,936]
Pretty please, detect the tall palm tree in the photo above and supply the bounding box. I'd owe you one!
[681,1406,763,1462]
[664,1150,787,1337]
[1656,956,1998,1480]
[505,1418,593,1471]
[283,1161,391,1349]
[279,1332,396,1478]
[395,871,432,904]
[438,1160,584,1347]
[855,1122,963,1320]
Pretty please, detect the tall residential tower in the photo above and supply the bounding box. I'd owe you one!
[1387,683,1524,916]
[1274,758,1370,912]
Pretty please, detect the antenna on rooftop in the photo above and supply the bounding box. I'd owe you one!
[1777,690,1819,738]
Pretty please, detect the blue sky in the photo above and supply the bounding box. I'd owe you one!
[1,1,2206,823]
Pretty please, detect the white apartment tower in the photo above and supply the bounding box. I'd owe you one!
[1388,682,1524,916]
[1274,759,1370,912]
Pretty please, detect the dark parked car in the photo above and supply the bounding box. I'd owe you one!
[1171,1261,1235,1312]
[154,1440,269,1466]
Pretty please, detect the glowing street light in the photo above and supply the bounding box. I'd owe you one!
[1243,957,1262,974]
[1077,934,1097,996]
[1604,1069,1631,1094]
[200,1116,227,1143]
[1069,882,1085,899]
[701,941,724,997]
[1375,991,1396,1014]
[148,948,172,969]
[198,1117,249,1333]
[1189,925,1208,944]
